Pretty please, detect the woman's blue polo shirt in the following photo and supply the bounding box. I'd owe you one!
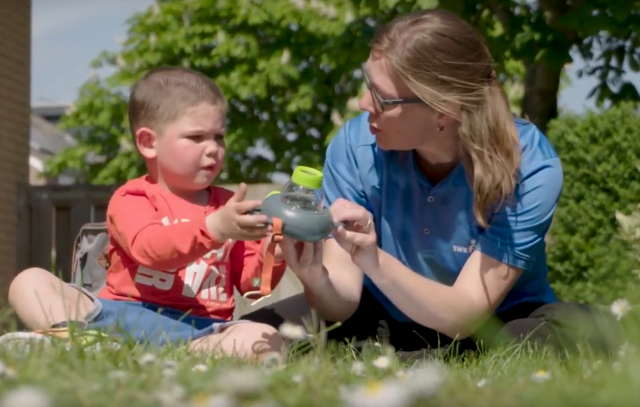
[322,112,562,323]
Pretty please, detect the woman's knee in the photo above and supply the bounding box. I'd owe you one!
[528,302,593,321]
[499,310,622,354]
[530,302,622,343]
[499,318,550,342]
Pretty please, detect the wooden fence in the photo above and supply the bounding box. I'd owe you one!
[16,183,303,317]
[17,183,117,281]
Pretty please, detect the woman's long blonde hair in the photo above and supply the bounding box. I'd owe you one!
[371,9,520,228]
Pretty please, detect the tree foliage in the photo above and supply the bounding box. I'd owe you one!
[46,0,640,185]
[49,0,371,183]
[440,0,640,131]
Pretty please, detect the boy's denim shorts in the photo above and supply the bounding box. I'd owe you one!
[68,285,248,347]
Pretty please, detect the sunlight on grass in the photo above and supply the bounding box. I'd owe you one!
[0,301,639,406]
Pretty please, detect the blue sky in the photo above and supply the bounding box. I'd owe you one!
[32,0,640,114]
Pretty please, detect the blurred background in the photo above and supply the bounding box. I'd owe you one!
[2,0,640,315]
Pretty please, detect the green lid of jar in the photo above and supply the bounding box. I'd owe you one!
[291,166,323,189]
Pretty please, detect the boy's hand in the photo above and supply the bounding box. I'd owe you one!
[206,183,271,242]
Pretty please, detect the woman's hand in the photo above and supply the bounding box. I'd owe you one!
[329,198,379,272]
[278,237,327,285]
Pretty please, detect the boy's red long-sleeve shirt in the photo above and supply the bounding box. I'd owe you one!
[98,175,287,320]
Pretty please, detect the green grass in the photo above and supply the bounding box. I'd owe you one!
[1,301,640,407]
[0,327,638,407]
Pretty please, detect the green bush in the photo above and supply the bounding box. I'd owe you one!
[545,102,640,304]
[615,167,640,301]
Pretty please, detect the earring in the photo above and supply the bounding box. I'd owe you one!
[437,124,444,131]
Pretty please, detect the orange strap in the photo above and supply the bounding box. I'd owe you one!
[260,217,283,297]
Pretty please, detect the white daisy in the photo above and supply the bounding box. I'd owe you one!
[219,368,267,395]
[0,386,52,407]
[192,364,208,372]
[531,370,551,382]
[477,378,489,388]
[139,353,156,366]
[610,298,632,320]
[156,384,186,407]
[278,322,310,341]
[190,393,235,407]
[351,361,366,376]
[340,380,411,407]
[401,361,447,398]
[372,356,391,370]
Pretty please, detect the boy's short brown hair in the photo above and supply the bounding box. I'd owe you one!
[128,66,227,136]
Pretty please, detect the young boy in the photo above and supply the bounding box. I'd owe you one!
[6,67,288,361]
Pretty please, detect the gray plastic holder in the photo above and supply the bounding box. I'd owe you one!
[256,193,334,242]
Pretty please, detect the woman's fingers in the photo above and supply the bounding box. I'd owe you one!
[331,209,368,224]
[330,199,372,229]
[297,241,315,267]
[335,225,373,248]
[279,237,320,268]
[313,240,323,264]
[279,236,299,265]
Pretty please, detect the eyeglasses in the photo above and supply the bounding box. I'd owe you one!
[362,63,424,111]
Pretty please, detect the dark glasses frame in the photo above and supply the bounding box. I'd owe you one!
[361,63,424,110]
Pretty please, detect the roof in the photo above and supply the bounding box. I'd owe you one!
[32,102,71,121]
[30,112,76,156]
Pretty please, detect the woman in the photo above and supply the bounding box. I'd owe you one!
[243,8,619,357]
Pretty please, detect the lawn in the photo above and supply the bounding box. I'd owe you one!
[0,306,639,407]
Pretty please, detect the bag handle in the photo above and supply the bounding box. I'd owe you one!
[242,217,283,306]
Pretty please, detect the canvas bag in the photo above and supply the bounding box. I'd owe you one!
[70,222,110,296]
